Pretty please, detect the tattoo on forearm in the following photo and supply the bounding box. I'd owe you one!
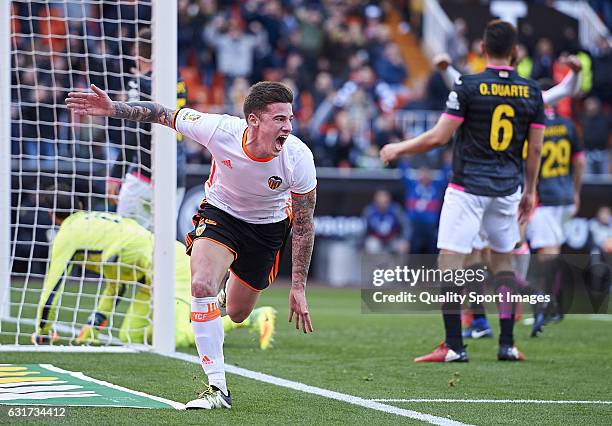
[291,190,316,287]
[112,101,174,127]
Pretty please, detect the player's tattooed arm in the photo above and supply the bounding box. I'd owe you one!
[112,101,175,127]
[65,84,176,129]
[291,189,316,288]
[289,189,316,333]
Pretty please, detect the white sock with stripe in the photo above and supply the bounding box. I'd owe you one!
[191,296,227,395]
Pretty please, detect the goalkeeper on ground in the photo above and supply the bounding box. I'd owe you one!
[33,185,276,349]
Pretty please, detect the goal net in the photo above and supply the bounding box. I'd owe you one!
[1,0,177,351]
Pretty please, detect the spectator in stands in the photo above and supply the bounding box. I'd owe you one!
[373,112,403,149]
[560,27,581,55]
[404,55,450,111]
[515,44,533,78]
[580,97,611,174]
[518,22,538,54]
[365,19,392,71]
[401,163,449,254]
[295,3,325,68]
[339,65,397,114]
[177,0,203,67]
[203,16,261,86]
[228,77,250,117]
[242,0,286,51]
[322,22,362,81]
[590,206,612,251]
[447,18,469,64]
[285,52,312,94]
[311,71,335,110]
[362,190,409,255]
[532,37,555,80]
[35,87,57,157]
[245,20,274,83]
[466,39,486,73]
[320,109,358,168]
[591,36,612,105]
[374,42,409,91]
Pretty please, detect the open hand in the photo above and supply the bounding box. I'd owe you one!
[288,285,313,333]
[518,191,535,225]
[380,143,401,164]
[66,84,114,117]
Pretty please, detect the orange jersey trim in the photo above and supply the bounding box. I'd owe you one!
[199,237,238,260]
[206,158,217,187]
[242,128,274,162]
[268,250,281,285]
[171,108,182,130]
[291,187,316,197]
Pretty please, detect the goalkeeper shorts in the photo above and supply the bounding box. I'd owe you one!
[185,201,291,291]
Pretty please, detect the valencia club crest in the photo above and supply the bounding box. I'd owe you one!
[268,176,282,190]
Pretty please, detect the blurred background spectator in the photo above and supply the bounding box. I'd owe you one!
[580,97,611,174]
[590,206,612,251]
[362,189,409,255]
[400,157,450,255]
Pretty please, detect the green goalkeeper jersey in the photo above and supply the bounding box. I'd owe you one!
[35,211,190,336]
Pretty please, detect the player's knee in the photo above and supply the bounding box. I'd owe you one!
[226,306,249,324]
[191,276,218,297]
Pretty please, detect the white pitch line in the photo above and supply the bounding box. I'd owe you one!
[167,351,471,426]
[371,399,612,405]
[41,364,186,410]
[587,315,612,321]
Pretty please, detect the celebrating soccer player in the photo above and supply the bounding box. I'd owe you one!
[381,20,545,362]
[66,81,317,409]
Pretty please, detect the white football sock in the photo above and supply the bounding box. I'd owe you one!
[191,297,227,395]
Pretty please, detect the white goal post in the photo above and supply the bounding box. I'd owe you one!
[1,0,11,323]
[151,0,177,355]
[1,0,177,354]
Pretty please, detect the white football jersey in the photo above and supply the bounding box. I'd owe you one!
[173,108,317,224]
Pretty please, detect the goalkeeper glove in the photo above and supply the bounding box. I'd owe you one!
[31,331,59,345]
[76,312,108,345]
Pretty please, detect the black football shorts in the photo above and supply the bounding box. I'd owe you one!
[185,200,291,291]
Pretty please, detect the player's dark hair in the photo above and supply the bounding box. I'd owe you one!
[40,184,82,219]
[243,81,293,118]
[483,20,517,59]
[135,28,152,60]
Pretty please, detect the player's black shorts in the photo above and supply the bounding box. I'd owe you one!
[185,201,291,291]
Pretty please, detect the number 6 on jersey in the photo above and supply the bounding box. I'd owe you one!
[490,104,515,151]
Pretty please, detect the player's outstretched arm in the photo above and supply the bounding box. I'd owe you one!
[66,84,176,128]
[542,56,582,105]
[289,189,316,334]
[379,115,461,163]
[433,52,462,90]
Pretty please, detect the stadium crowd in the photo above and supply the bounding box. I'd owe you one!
[10,0,612,173]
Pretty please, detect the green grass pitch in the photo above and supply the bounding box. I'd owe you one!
[1,286,611,424]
